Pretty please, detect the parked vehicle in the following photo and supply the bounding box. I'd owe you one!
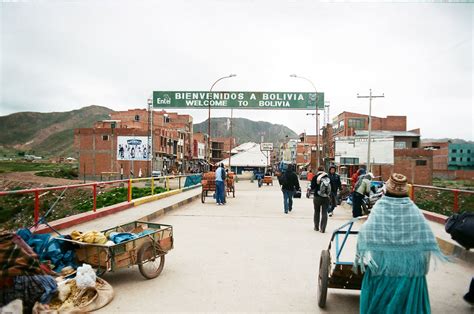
[151,170,162,177]
[361,183,385,215]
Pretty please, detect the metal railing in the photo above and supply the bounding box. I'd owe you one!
[0,174,200,225]
[409,184,474,216]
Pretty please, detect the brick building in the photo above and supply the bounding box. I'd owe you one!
[210,137,236,164]
[75,109,195,179]
[422,141,474,180]
[334,130,432,185]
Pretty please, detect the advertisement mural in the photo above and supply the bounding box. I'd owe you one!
[117,136,151,161]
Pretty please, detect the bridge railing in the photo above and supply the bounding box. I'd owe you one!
[409,184,474,217]
[0,174,201,225]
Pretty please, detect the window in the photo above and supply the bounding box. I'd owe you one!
[460,157,463,162]
[451,157,456,162]
[411,141,418,148]
[394,142,406,149]
[348,118,365,129]
[452,149,457,153]
[468,158,471,162]
[468,149,471,154]
[102,135,109,141]
[134,115,140,122]
[416,160,427,166]
[460,149,463,153]
[339,120,344,129]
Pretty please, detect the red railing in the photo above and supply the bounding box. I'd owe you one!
[0,175,193,224]
[409,184,474,215]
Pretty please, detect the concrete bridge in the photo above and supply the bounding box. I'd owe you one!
[47,180,473,312]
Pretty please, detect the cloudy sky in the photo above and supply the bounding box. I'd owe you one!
[1,0,473,139]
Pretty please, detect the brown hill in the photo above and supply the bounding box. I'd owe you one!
[0,105,113,157]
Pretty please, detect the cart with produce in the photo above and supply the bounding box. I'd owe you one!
[317,217,366,308]
[57,221,173,279]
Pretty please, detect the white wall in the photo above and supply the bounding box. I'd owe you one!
[335,137,394,164]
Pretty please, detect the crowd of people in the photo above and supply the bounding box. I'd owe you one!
[275,164,472,312]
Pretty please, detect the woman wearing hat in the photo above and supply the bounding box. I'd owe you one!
[354,173,445,314]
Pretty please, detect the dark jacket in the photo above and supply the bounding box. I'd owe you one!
[281,170,300,191]
[310,171,329,194]
[328,172,341,194]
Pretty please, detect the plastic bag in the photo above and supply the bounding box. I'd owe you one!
[76,264,96,289]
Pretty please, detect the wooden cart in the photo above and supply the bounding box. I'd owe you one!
[317,217,365,308]
[262,176,273,186]
[57,221,173,279]
[201,172,235,203]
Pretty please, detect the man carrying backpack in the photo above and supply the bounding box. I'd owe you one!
[311,166,331,233]
[279,164,300,214]
[352,172,374,217]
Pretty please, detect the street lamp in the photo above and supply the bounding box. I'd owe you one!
[290,74,320,168]
[208,74,237,164]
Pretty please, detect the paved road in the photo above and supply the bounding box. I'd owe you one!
[98,180,473,313]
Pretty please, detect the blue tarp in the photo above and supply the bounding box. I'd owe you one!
[184,174,202,188]
[17,229,77,271]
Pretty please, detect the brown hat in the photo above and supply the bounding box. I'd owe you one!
[385,173,408,196]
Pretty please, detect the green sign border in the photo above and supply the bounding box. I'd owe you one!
[153,91,324,110]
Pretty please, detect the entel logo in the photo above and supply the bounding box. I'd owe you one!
[156,94,171,105]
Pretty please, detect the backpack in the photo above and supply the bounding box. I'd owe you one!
[445,212,474,250]
[221,168,226,180]
[278,172,288,186]
[317,176,331,198]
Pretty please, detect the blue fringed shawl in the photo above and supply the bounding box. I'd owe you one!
[354,196,445,277]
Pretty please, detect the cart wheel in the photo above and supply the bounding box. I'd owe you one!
[138,241,166,279]
[232,187,235,198]
[318,249,330,308]
[201,191,206,203]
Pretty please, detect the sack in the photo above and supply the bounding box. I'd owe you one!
[317,177,331,198]
[294,188,302,198]
[445,212,474,250]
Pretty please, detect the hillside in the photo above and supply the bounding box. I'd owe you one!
[421,138,474,144]
[0,105,113,157]
[193,117,298,144]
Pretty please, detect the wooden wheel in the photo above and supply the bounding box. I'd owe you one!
[201,190,206,203]
[318,250,330,308]
[138,241,166,279]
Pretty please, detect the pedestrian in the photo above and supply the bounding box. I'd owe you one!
[354,173,445,314]
[279,164,300,214]
[311,166,331,232]
[215,163,226,205]
[352,172,373,218]
[351,168,365,192]
[327,165,341,217]
[307,169,314,182]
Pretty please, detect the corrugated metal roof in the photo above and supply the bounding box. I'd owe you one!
[355,130,420,137]
[220,142,269,167]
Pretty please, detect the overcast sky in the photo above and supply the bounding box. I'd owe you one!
[1,0,473,139]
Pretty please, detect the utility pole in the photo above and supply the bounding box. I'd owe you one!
[147,98,153,176]
[357,89,384,172]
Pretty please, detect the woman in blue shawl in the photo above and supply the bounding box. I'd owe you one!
[354,173,444,314]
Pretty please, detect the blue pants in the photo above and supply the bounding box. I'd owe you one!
[282,189,294,213]
[215,180,225,204]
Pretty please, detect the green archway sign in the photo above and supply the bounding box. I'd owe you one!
[153,91,324,110]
